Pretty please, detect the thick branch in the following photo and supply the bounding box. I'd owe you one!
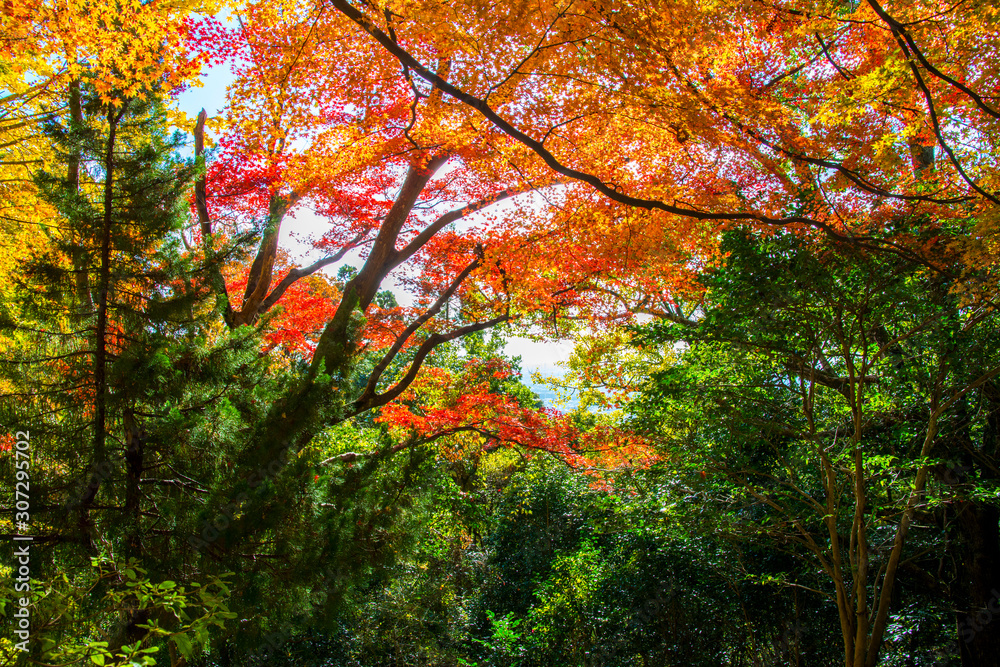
[256,234,363,316]
[234,192,301,326]
[355,255,483,407]
[357,154,449,307]
[194,109,234,326]
[311,154,447,375]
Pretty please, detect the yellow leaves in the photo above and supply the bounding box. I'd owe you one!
[7,0,204,108]
[0,0,213,381]
[961,205,1000,272]
[536,326,674,413]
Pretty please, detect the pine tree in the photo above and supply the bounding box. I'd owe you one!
[0,86,259,661]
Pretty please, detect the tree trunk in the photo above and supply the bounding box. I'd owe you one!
[945,382,1000,665]
[123,407,144,556]
[79,105,122,549]
[67,79,94,317]
[954,502,1000,667]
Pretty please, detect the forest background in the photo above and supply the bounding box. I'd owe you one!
[1,0,1000,666]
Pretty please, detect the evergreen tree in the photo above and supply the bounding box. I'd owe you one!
[1,87,253,663]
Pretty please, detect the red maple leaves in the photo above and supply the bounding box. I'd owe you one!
[377,357,656,475]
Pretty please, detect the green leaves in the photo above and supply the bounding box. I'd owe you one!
[625,226,1000,663]
[171,633,193,658]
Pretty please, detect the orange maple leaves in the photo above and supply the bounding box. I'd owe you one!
[164,0,1000,472]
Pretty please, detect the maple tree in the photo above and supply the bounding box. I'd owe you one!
[180,0,676,477]
[183,0,1000,457]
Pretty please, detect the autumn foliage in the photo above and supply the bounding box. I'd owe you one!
[146,0,999,482]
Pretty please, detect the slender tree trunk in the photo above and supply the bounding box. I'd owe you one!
[123,407,144,556]
[79,105,121,547]
[953,384,1000,666]
[852,439,870,667]
[864,412,939,667]
[821,447,854,667]
[67,80,93,316]
[94,106,119,465]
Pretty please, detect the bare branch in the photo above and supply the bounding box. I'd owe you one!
[355,254,484,407]
[257,233,364,315]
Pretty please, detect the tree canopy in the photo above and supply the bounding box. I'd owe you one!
[2,0,999,666]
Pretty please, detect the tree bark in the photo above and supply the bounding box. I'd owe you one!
[67,80,93,317]
[953,382,1000,666]
[193,110,234,326]
[80,104,122,549]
